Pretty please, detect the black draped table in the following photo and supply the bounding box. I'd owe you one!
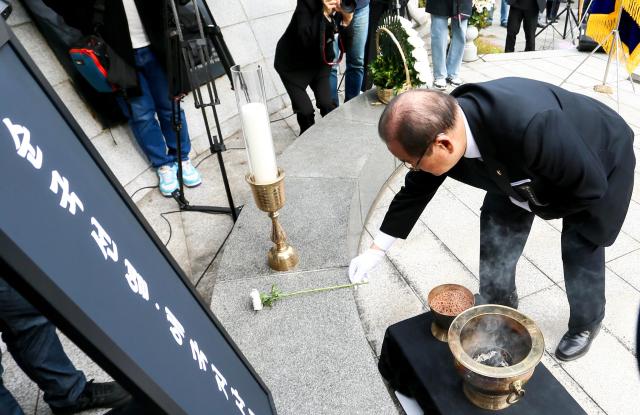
[378,312,587,414]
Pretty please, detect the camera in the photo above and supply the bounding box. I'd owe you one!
[341,0,356,14]
[0,0,12,21]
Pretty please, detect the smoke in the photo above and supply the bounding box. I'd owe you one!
[461,315,532,367]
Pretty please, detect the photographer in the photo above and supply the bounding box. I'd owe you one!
[90,0,202,197]
[275,0,354,134]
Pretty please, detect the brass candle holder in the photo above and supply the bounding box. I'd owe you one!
[246,168,299,271]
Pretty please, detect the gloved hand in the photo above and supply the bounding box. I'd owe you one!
[348,248,385,284]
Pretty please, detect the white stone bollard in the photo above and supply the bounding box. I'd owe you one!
[463,25,479,62]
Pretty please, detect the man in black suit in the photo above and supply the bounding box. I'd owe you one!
[348,77,635,361]
[505,0,545,52]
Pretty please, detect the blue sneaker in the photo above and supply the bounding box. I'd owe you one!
[157,164,178,197]
[174,159,202,187]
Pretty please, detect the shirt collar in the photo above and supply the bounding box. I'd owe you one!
[461,107,482,159]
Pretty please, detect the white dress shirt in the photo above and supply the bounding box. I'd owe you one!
[460,107,531,212]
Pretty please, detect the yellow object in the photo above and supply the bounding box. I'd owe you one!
[586,0,640,73]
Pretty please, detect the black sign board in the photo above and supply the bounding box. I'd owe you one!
[0,19,275,415]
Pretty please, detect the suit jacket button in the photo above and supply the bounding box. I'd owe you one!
[496,169,502,176]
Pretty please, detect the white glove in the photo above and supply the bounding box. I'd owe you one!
[348,248,385,284]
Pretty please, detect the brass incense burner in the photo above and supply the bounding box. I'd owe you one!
[448,305,544,410]
[246,169,299,271]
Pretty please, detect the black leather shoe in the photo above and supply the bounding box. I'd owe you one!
[51,380,131,414]
[555,324,601,361]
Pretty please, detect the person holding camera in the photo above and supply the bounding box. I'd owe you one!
[93,0,202,197]
[275,0,354,134]
[329,0,369,106]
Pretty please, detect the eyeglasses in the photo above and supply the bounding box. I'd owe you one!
[402,133,444,172]
[403,146,428,171]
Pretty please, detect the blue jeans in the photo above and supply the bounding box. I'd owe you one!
[501,0,510,25]
[330,4,369,105]
[0,278,86,414]
[117,47,191,168]
[430,15,468,80]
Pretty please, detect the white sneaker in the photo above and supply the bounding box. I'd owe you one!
[174,160,202,187]
[447,77,463,87]
[433,78,447,90]
[157,165,178,197]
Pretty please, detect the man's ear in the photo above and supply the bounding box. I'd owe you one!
[434,134,455,153]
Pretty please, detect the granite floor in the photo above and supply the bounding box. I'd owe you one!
[3,17,640,415]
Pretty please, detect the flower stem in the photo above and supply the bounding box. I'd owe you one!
[278,282,368,299]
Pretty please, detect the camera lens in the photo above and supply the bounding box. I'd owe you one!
[341,0,356,14]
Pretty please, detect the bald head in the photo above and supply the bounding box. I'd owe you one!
[378,89,458,158]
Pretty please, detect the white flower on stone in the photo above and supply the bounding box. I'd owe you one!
[250,289,263,311]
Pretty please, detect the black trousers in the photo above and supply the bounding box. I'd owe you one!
[480,194,606,333]
[277,66,336,134]
[505,7,539,52]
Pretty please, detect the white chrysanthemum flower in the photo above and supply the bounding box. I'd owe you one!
[399,17,413,30]
[417,71,431,84]
[407,36,425,48]
[250,289,263,311]
[404,27,419,38]
[411,47,429,62]
[414,61,430,75]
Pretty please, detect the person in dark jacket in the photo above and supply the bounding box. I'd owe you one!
[505,0,545,52]
[426,0,472,89]
[92,0,202,197]
[275,0,354,134]
[349,78,635,361]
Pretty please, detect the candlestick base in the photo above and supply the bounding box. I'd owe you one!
[268,244,299,272]
[246,169,299,271]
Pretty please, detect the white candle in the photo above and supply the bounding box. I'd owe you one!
[239,102,278,184]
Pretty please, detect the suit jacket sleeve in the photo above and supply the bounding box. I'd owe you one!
[522,109,608,217]
[379,170,446,239]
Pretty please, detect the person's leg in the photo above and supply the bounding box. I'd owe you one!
[500,0,510,26]
[522,8,538,51]
[329,35,340,107]
[116,62,172,168]
[505,7,524,52]
[446,16,468,81]
[278,70,316,134]
[0,279,86,409]
[137,47,191,163]
[0,355,25,415]
[479,194,535,307]
[561,222,606,334]
[555,220,605,360]
[430,15,449,83]
[344,4,369,102]
[310,69,337,117]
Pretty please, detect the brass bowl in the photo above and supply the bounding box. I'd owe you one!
[448,305,545,410]
[427,284,474,342]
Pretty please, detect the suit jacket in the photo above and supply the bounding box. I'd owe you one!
[380,77,635,247]
[275,0,353,73]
